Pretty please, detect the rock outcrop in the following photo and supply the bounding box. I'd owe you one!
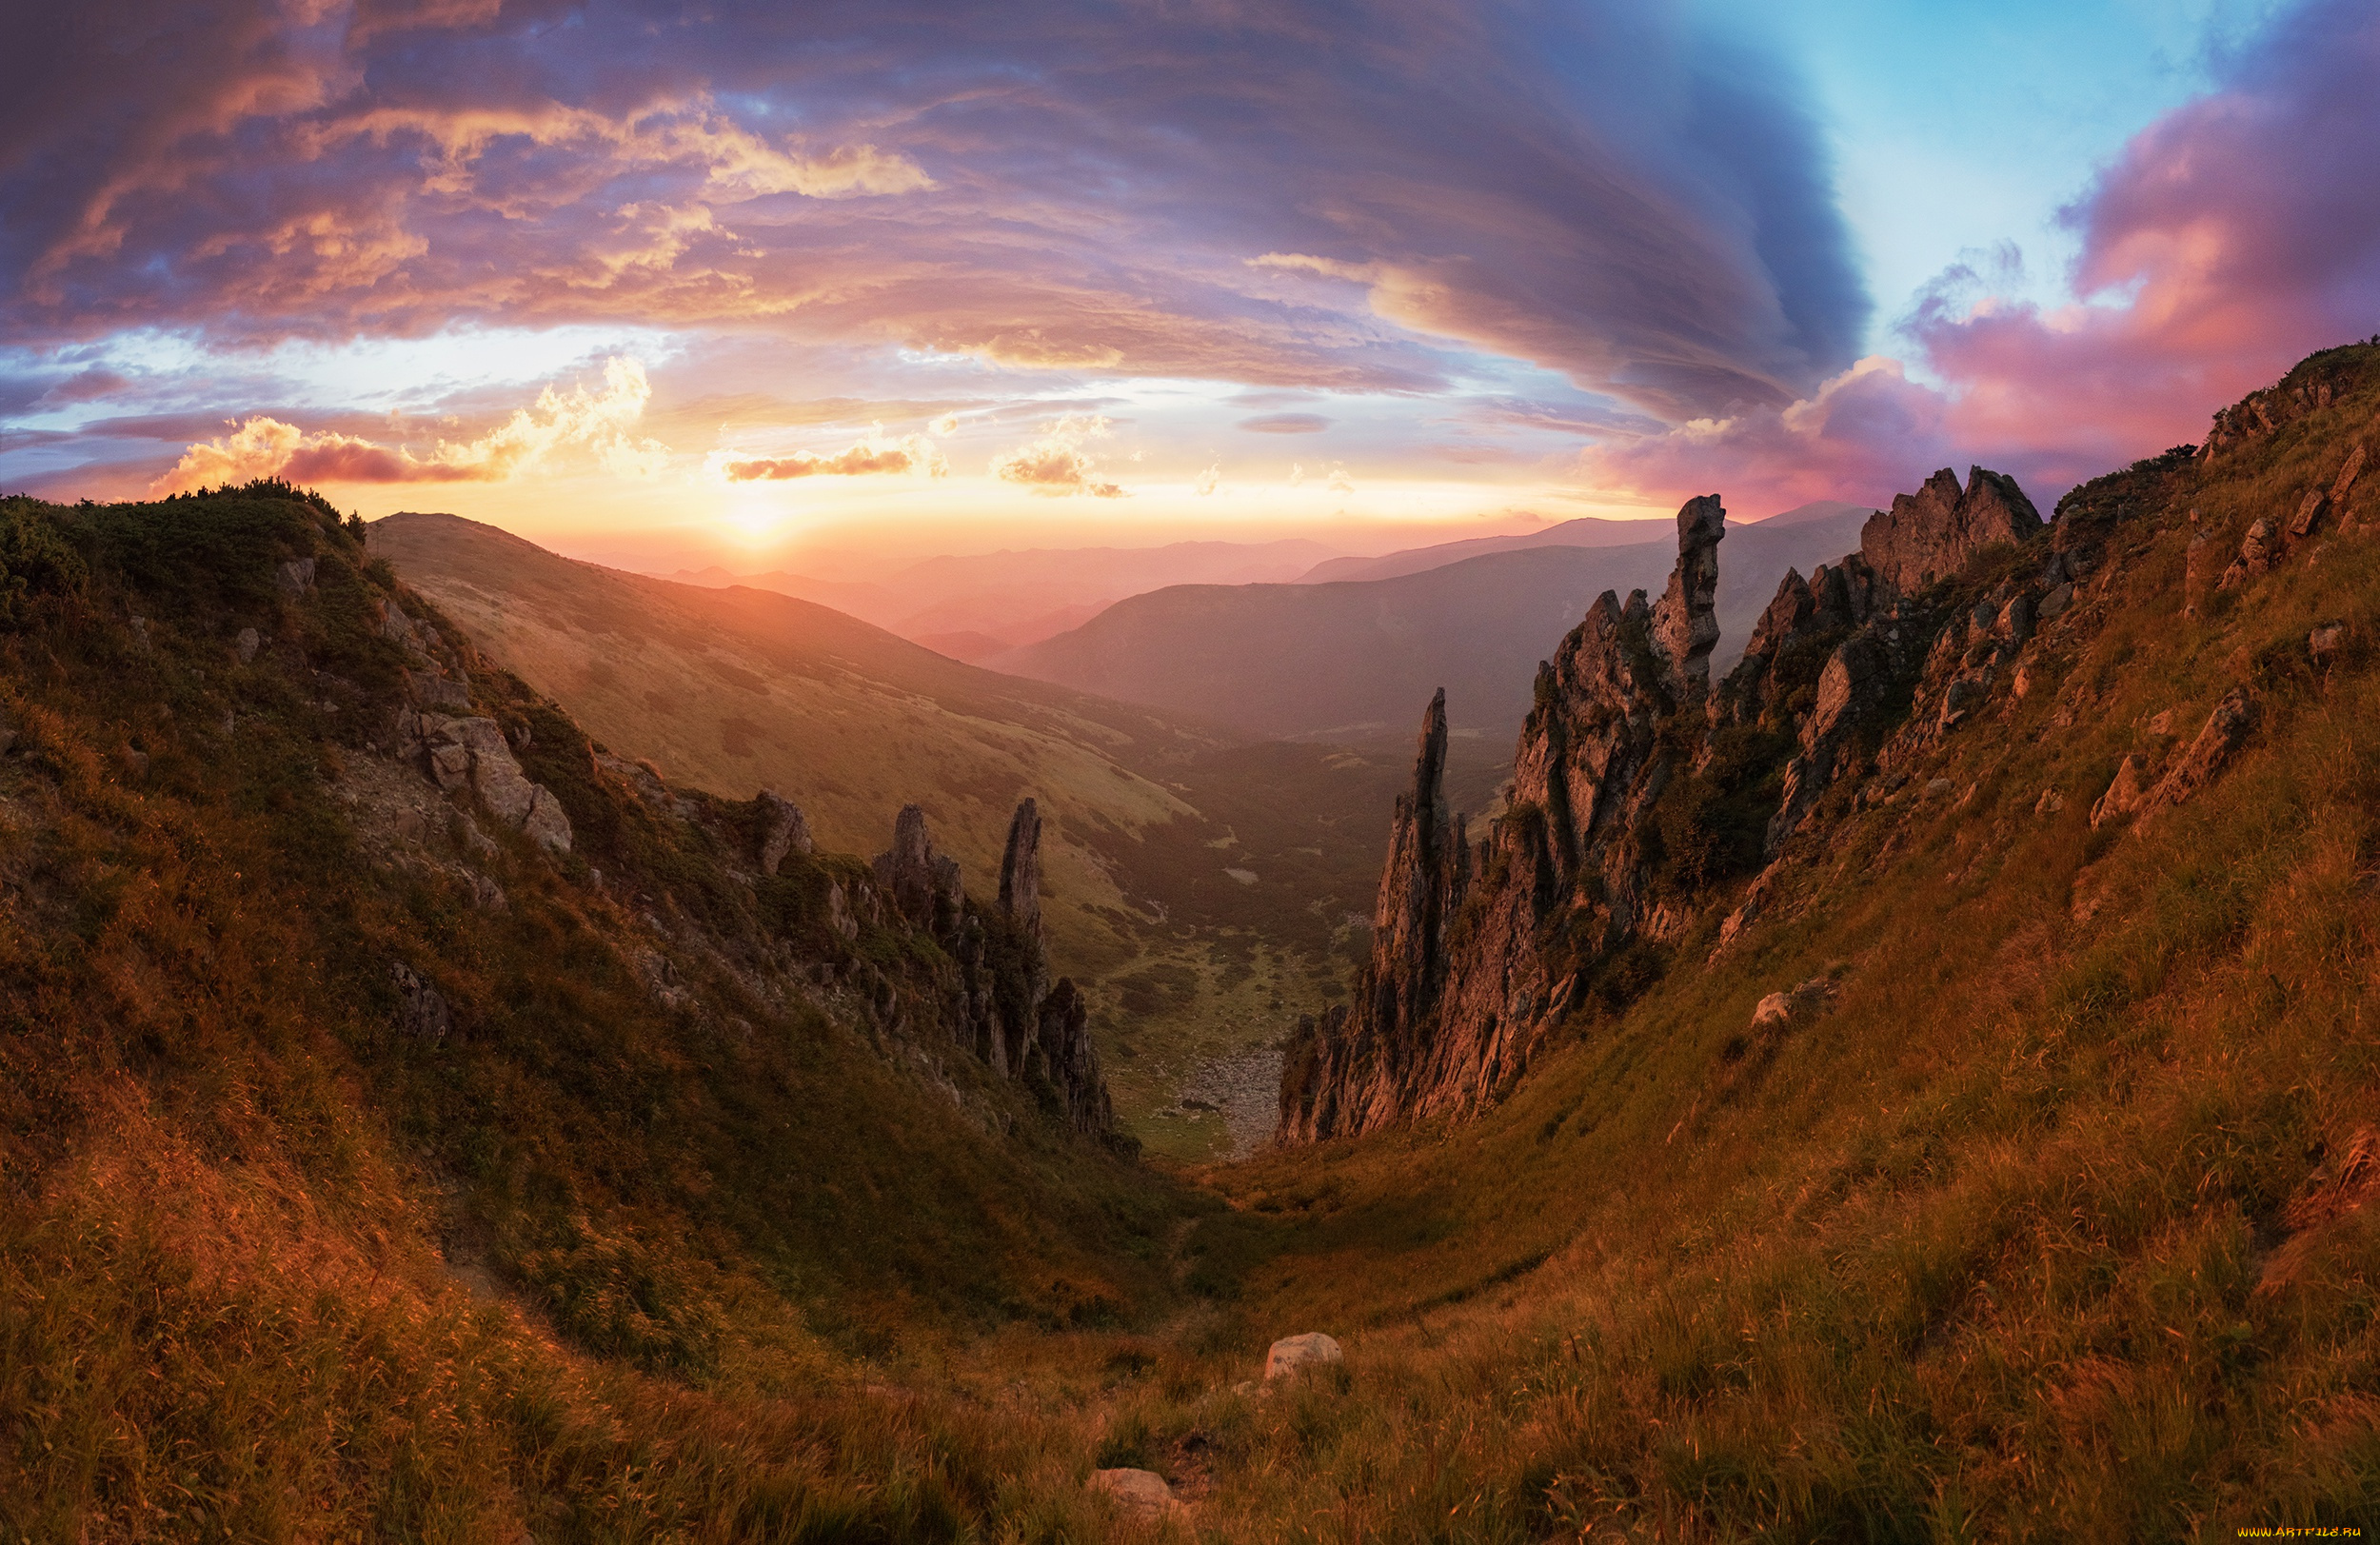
[1281,465,2089,1146]
[1649,494,1724,700]
[999,798,1044,941]
[1282,499,1717,1141]
[398,709,573,854]
[865,801,1123,1143]
[1858,466,2043,595]
[757,790,812,876]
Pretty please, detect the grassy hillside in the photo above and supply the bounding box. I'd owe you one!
[0,484,1204,1537]
[1156,345,2380,1538]
[6,346,2377,1542]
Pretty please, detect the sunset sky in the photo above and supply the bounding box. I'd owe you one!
[5,0,2375,573]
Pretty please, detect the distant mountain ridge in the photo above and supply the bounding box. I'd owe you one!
[1293,500,1877,584]
[667,537,1340,656]
[989,505,1874,743]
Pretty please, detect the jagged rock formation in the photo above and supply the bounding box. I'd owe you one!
[1649,494,1725,700]
[999,798,1045,941]
[868,800,1121,1139]
[1858,466,2043,594]
[1283,499,1723,1141]
[1284,459,2103,1144]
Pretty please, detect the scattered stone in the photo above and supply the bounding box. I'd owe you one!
[1089,1469,1176,1518]
[1925,778,1954,798]
[2090,755,2151,830]
[2311,623,2346,667]
[275,557,316,598]
[2033,788,2065,816]
[1264,1332,1343,1381]
[235,626,261,664]
[391,961,452,1040]
[119,744,149,778]
[2139,688,2255,822]
[1752,992,1792,1029]
[2036,581,2074,622]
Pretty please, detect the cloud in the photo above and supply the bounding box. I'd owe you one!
[1583,0,2380,512]
[1239,413,1331,434]
[1193,464,1220,495]
[989,413,1127,498]
[150,356,666,492]
[717,429,948,482]
[1,1,1865,420]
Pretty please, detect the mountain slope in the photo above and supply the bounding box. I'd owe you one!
[0,483,1188,1536]
[371,512,1424,1154]
[1211,342,2380,1538]
[373,512,1213,985]
[992,505,1874,743]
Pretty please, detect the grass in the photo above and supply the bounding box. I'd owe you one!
[3,339,2379,1542]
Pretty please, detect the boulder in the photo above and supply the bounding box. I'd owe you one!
[274,557,316,598]
[1752,992,1792,1029]
[235,626,261,664]
[2140,689,2255,821]
[2311,623,2346,668]
[2090,755,2151,830]
[1089,1469,1175,1517]
[1264,1332,1343,1381]
[391,961,452,1040]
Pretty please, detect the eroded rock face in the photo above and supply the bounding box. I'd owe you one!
[400,711,572,853]
[859,799,1122,1144]
[1279,465,2082,1147]
[1649,494,1724,701]
[757,790,812,876]
[998,798,1044,941]
[1859,466,2043,595]
[1280,502,1707,1142]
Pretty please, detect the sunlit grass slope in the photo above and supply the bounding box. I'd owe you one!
[0,485,1197,1537]
[1150,346,2380,1539]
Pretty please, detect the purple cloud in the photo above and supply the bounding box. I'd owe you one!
[1239,413,1332,434]
[3,1,1869,423]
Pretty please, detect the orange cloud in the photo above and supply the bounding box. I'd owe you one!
[989,414,1128,498]
[150,356,666,493]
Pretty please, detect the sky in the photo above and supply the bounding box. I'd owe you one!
[2,0,2373,576]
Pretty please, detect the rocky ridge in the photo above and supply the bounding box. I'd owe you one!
[215,500,1132,1151]
[1279,424,2294,1143]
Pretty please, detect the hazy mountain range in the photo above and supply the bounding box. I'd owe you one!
[989,504,1876,742]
